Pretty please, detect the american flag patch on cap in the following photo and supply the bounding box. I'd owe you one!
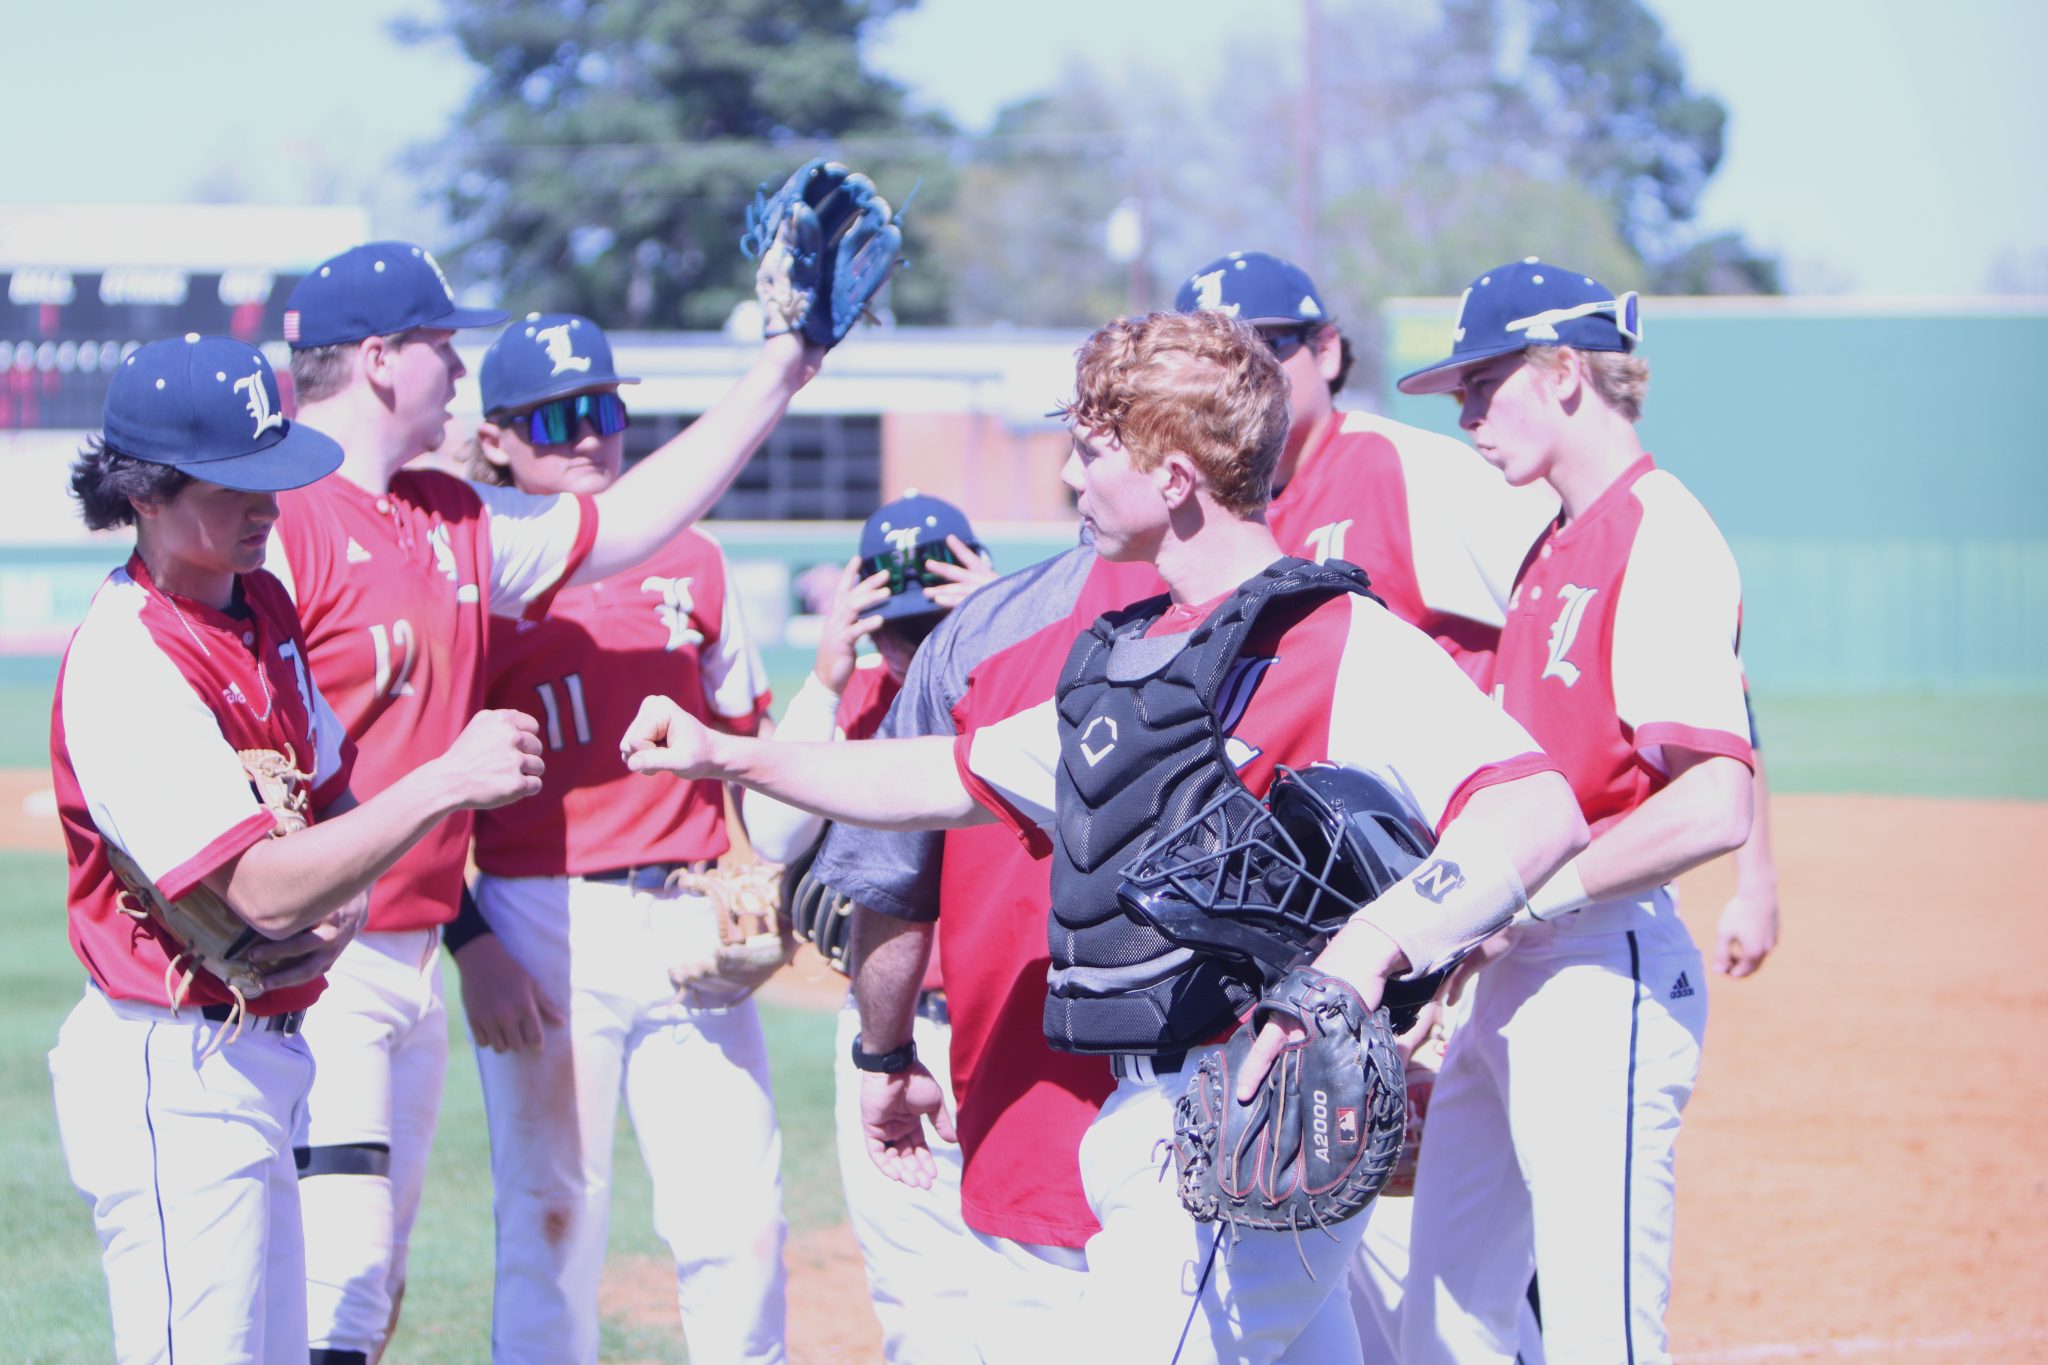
[283,311,301,343]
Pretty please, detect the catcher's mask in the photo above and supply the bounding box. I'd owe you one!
[1117,764,1449,1027]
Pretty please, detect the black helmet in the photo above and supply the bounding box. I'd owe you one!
[1117,763,1450,1032]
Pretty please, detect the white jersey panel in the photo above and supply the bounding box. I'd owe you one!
[1340,412,1555,631]
[472,481,592,618]
[61,586,275,883]
[698,541,773,722]
[1610,471,1749,773]
[964,696,1061,831]
[1326,597,1546,828]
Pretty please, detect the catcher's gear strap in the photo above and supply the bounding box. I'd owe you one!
[1045,557,1381,1055]
[1351,824,1527,977]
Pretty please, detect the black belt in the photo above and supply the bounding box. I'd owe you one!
[915,989,949,1027]
[1108,1049,1187,1082]
[201,1003,305,1034]
[579,861,707,890]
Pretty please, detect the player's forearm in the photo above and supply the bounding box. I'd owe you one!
[1348,770,1588,977]
[851,912,933,1052]
[742,677,841,861]
[1730,753,1778,892]
[577,336,819,583]
[1553,754,1754,909]
[211,764,475,936]
[709,731,984,830]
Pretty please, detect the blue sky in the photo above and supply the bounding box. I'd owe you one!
[7,0,2042,296]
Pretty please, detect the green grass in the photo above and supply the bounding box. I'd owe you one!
[1750,693,2048,801]
[0,850,842,1362]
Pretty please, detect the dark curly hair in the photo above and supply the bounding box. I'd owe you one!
[69,436,192,531]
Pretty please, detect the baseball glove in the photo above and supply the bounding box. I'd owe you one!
[741,158,907,348]
[667,860,797,1006]
[105,746,312,1051]
[780,837,855,975]
[1171,969,1407,1267]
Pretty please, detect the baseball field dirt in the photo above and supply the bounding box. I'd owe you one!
[7,775,2042,1362]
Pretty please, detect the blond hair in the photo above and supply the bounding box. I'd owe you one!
[287,332,408,404]
[1061,311,1289,517]
[1524,345,1650,424]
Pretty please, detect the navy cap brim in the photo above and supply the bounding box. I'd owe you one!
[1395,339,1532,396]
[486,373,642,415]
[169,422,345,493]
[869,587,947,623]
[427,305,511,332]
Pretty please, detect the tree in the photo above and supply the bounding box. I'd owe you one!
[398,0,954,328]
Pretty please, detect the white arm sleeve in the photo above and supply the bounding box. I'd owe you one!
[745,674,844,863]
[473,481,592,619]
[961,696,1062,831]
[697,548,772,724]
[1611,473,1751,773]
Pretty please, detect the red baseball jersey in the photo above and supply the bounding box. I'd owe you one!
[940,554,1163,1245]
[52,557,354,1013]
[268,470,596,929]
[836,655,898,743]
[473,529,770,877]
[960,581,1556,855]
[1267,410,1557,680]
[1492,455,1753,834]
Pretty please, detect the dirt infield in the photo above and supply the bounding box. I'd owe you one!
[8,775,2043,1362]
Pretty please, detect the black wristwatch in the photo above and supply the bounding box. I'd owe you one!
[850,1032,917,1074]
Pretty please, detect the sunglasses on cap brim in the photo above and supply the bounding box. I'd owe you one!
[499,391,631,446]
[858,538,984,596]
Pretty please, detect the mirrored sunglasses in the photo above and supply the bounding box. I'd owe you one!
[858,538,983,596]
[508,391,630,445]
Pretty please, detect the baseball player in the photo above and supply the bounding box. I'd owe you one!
[803,540,1160,1364]
[623,309,1589,1364]
[1175,251,1559,681]
[268,242,824,1364]
[810,254,1558,1361]
[47,335,544,1364]
[424,313,783,1363]
[744,492,995,1363]
[1392,259,1756,1364]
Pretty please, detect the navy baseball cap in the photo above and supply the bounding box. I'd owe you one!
[102,335,343,492]
[1173,251,1329,328]
[1397,257,1641,395]
[858,492,983,621]
[479,313,640,415]
[282,241,507,349]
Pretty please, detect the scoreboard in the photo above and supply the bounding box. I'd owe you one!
[1,268,300,429]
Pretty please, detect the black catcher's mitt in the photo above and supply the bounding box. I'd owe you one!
[1171,969,1406,1259]
[741,158,907,348]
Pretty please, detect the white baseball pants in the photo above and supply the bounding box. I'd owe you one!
[474,872,788,1365]
[1402,897,1708,1365]
[50,985,315,1365]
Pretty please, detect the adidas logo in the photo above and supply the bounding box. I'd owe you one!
[345,538,373,564]
[1669,972,1695,1000]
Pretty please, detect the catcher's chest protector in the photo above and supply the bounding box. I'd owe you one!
[1046,557,1377,1054]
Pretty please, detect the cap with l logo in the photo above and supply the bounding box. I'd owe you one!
[282,240,507,349]
[102,334,342,491]
[1397,257,1640,395]
[479,312,640,415]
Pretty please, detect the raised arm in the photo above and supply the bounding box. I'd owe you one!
[571,334,824,585]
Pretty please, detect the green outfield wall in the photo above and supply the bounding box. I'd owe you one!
[1381,299,2048,693]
